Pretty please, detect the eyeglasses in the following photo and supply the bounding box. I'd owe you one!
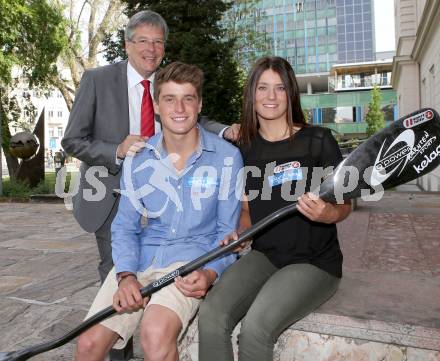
[130,38,166,49]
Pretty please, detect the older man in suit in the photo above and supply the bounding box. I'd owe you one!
[62,10,239,285]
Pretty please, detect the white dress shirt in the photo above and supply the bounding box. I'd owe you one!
[127,61,162,135]
[117,61,227,163]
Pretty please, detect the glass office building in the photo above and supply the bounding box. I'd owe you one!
[231,0,374,74]
[336,0,374,63]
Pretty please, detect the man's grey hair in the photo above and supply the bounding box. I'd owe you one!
[125,10,169,41]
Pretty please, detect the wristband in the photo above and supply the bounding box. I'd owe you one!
[117,272,136,286]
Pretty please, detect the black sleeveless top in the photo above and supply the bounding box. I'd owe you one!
[240,126,343,278]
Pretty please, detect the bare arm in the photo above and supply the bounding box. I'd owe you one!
[220,195,253,252]
[239,195,252,232]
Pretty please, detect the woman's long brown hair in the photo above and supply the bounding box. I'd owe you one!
[238,56,307,146]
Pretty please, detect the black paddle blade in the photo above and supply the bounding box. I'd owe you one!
[319,108,440,203]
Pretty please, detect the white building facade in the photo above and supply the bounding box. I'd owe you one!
[392,0,440,191]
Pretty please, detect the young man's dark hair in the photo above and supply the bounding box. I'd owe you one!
[154,62,204,101]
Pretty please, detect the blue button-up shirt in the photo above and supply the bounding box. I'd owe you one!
[111,126,243,278]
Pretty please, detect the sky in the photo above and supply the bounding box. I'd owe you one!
[374,0,396,52]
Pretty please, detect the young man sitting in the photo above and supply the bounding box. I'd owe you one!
[75,62,243,361]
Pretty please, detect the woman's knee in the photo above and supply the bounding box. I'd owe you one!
[240,313,272,340]
[198,298,235,334]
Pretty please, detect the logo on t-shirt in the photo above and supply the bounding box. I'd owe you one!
[268,161,303,187]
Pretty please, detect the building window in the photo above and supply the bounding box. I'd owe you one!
[380,72,390,86]
[335,107,355,123]
[296,65,306,73]
[305,1,315,11]
[57,127,63,137]
[48,110,54,118]
[49,128,54,137]
[296,2,303,13]
[57,111,63,117]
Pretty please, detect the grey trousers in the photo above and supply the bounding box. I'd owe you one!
[198,250,340,361]
[94,201,119,283]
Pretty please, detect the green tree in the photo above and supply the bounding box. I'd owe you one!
[50,0,125,110]
[365,85,385,137]
[0,0,66,86]
[105,0,242,125]
[0,0,67,178]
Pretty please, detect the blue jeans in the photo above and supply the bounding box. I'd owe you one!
[198,250,340,361]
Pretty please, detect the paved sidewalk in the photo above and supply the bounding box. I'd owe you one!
[0,191,439,360]
[0,201,101,360]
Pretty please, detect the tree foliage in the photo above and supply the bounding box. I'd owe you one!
[0,0,67,86]
[51,0,125,110]
[365,85,385,137]
[105,0,243,125]
[0,0,67,178]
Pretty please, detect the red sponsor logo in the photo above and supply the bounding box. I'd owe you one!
[274,161,301,173]
[403,110,434,128]
[426,109,434,119]
[404,118,413,128]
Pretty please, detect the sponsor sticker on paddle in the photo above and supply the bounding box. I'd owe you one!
[403,109,434,128]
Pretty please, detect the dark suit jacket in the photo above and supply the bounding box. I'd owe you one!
[62,60,226,233]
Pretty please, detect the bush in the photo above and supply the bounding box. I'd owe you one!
[2,179,31,197]
[1,171,71,198]
[32,181,54,194]
[365,85,385,137]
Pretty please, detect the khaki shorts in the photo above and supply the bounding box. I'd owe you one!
[85,263,200,349]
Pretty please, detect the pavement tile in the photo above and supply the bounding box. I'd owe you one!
[0,276,33,294]
[319,271,440,329]
[7,260,99,302]
[338,210,370,271]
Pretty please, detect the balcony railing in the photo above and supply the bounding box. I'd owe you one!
[329,72,392,92]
